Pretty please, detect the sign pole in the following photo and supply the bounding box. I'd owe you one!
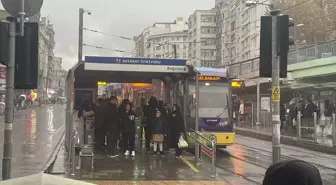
[2,16,16,180]
[271,10,281,164]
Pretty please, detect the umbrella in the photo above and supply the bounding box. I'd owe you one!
[0,173,95,185]
[289,97,303,106]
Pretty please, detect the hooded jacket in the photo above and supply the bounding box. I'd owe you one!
[169,104,185,137]
[263,160,322,185]
[121,110,137,133]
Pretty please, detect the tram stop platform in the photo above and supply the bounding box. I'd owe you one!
[49,145,231,185]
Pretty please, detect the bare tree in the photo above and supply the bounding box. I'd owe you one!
[272,0,336,43]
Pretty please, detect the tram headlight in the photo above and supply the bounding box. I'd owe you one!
[205,82,210,86]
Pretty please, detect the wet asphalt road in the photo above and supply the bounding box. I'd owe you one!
[0,105,65,179]
[216,135,336,185]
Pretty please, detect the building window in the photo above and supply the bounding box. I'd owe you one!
[155,54,161,58]
[183,53,187,58]
[183,36,188,41]
[156,46,161,50]
[201,15,214,22]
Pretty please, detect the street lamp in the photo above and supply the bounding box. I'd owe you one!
[294,24,304,62]
[78,8,91,62]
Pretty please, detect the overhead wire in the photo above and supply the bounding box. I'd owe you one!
[82,28,133,41]
[83,44,134,54]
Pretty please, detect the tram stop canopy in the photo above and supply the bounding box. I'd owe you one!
[70,56,197,89]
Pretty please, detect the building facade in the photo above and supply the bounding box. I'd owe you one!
[188,0,269,69]
[38,17,56,90]
[220,0,269,77]
[133,18,188,58]
[188,9,218,67]
[147,31,189,59]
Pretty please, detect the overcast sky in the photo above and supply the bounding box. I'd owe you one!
[1,0,214,69]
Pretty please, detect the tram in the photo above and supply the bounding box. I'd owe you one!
[186,67,243,148]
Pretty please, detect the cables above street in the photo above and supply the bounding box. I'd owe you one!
[82,27,133,41]
[83,44,134,54]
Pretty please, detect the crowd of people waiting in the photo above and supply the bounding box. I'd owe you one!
[77,96,325,185]
[77,96,185,158]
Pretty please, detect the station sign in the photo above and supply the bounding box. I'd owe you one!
[231,80,245,88]
[84,56,189,73]
[199,76,221,81]
[97,81,107,85]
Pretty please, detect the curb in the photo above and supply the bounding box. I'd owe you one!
[235,127,336,155]
[41,131,65,173]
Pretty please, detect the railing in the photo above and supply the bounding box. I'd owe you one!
[69,129,80,176]
[296,112,336,146]
[288,40,336,64]
[230,40,336,78]
[188,129,217,178]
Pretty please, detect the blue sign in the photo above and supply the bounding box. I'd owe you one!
[85,56,187,66]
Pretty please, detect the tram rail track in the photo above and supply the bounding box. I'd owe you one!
[233,142,336,172]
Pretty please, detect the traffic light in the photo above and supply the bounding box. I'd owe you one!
[0,22,8,65]
[277,15,294,78]
[259,14,294,78]
[14,22,39,89]
[259,16,272,78]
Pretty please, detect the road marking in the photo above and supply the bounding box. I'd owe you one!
[180,156,199,173]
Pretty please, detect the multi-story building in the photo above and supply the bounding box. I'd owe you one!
[147,31,189,59]
[218,0,269,77]
[133,17,188,58]
[188,9,218,67]
[39,17,56,90]
[52,57,63,88]
[188,0,269,69]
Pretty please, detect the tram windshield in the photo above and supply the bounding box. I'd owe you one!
[189,81,229,118]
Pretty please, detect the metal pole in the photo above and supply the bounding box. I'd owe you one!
[313,112,318,143]
[271,10,281,164]
[183,78,188,131]
[256,81,261,125]
[210,134,216,178]
[297,111,301,139]
[332,113,336,147]
[18,0,25,36]
[2,17,16,180]
[78,8,84,62]
[195,72,200,164]
[71,135,77,176]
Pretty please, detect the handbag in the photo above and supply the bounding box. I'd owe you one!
[178,134,188,148]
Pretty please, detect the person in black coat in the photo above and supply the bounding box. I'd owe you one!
[121,103,137,157]
[93,98,106,150]
[143,96,158,152]
[169,104,185,157]
[106,96,120,157]
[151,109,167,156]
